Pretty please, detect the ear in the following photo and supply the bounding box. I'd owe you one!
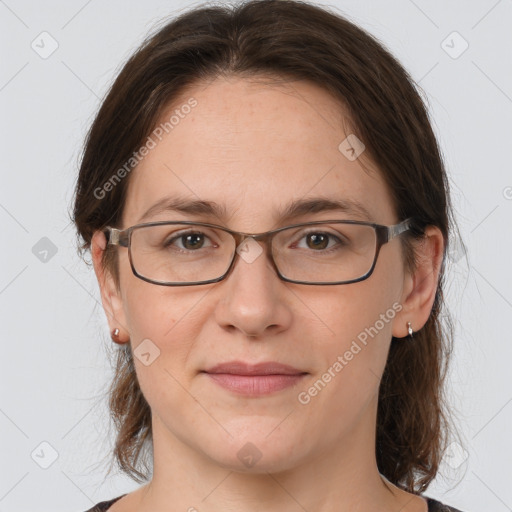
[392,226,445,338]
[91,230,130,342]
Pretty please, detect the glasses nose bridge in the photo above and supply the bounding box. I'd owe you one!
[230,228,276,248]
[228,229,278,275]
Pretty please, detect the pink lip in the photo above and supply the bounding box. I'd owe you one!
[205,361,305,375]
[202,361,308,396]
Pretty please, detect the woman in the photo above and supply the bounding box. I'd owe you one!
[73,0,466,510]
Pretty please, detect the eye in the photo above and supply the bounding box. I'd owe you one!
[293,230,345,251]
[164,230,216,251]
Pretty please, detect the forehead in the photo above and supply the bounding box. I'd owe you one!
[122,76,395,229]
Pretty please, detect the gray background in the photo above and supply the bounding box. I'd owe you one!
[1,0,511,511]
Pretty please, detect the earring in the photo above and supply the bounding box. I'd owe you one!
[407,322,413,338]
[111,327,128,344]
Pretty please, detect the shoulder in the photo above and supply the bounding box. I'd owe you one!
[425,496,467,512]
[82,494,126,512]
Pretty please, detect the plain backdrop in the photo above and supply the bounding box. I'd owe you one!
[1,1,511,511]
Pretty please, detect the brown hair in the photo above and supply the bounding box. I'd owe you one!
[72,0,462,493]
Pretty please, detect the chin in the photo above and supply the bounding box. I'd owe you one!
[198,422,304,474]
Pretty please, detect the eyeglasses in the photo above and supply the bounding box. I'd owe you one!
[104,218,412,286]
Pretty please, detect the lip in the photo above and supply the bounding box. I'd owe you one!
[204,360,305,376]
[202,361,308,396]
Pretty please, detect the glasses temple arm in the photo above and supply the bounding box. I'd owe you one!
[104,227,121,246]
[387,218,412,241]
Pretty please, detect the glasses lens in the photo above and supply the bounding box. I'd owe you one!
[130,224,236,284]
[272,222,377,283]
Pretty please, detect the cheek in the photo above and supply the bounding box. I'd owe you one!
[123,285,206,417]
[297,268,399,352]
[123,276,205,340]
[121,283,203,398]
[298,265,402,407]
[296,307,394,439]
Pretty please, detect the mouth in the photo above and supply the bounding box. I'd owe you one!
[201,361,308,396]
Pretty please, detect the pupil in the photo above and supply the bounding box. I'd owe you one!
[307,233,328,250]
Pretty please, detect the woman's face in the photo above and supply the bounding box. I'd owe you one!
[95,76,416,473]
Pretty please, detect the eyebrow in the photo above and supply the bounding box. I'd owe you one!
[137,195,374,224]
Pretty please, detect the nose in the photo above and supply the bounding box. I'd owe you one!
[214,238,292,338]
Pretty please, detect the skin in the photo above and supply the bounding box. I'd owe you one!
[91,76,444,512]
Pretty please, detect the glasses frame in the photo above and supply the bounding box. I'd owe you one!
[104,217,413,286]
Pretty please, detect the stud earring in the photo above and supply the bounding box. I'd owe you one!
[111,327,128,344]
[407,322,413,338]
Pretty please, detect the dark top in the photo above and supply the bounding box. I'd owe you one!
[84,493,466,511]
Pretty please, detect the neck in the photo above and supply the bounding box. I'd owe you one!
[132,394,426,512]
